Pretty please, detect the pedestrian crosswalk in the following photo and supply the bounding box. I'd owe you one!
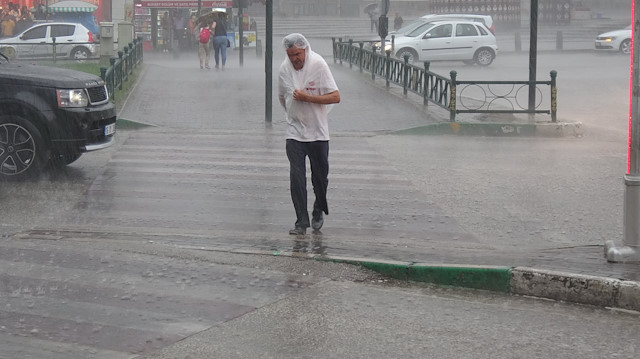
[0,232,321,358]
[0,126,476,357]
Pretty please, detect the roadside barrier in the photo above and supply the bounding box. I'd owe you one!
[100,37,144,100]
[332,37,557,123]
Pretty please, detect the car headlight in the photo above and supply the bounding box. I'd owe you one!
[604,36,616,42]
[373,42,393,52]
[57,89,88,108]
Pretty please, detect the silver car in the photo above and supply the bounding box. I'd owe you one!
[595,25,632,54]
[392,20,499,66]
[0,22,98,61]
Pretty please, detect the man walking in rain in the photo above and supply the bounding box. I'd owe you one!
[278,33,340,235]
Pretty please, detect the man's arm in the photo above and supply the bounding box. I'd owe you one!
[293,90,340,105]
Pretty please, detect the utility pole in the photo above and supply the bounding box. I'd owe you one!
[606,0,640,262]
[265,0,272,122]
[528,0,538,121]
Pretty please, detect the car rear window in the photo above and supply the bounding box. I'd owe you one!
[476,25,488,36]
[51,25,75,37]
[456,24,478,37]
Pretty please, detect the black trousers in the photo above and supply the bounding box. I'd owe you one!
[286,139,329,228]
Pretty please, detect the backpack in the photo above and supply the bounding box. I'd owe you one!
[199,28,210,44]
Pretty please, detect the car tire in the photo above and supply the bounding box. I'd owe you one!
[49,152,82,168]
[474,48,495,66]
[620,39,631,55]
[71,47,90,62]
[396,48,418,63]
[0,115,49,180]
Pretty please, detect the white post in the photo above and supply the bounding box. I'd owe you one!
[605,0,640,262]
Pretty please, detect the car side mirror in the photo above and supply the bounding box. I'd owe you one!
[424,33,433,39]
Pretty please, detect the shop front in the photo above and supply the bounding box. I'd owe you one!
[133,0,231,51]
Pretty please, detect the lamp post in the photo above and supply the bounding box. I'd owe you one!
[605,0,640,262]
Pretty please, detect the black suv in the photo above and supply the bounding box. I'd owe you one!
[0,53,116,180]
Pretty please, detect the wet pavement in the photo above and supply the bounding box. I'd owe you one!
[37,43,638,284]
[1,19,640,358]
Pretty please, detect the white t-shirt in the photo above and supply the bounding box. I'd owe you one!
[278,48,339,142]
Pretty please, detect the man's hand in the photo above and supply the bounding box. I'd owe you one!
[292,89,310,102]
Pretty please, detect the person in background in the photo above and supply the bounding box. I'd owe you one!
[34,2,46,20]
[198,20,212,69]
[278,33,340,235]
[161,11,171,53]
[368,5,380,33]
[211,13,228,70]
[394,12,403,31]
[15,5,33,34]
[1,13,16,38]
[189,14,197,49]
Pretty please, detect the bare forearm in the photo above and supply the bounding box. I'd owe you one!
[293,90,340,104]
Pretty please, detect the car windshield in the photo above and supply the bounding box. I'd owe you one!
[406,22,437,37]
[393,20,429,35]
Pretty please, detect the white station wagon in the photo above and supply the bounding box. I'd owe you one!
[391,20,499,66]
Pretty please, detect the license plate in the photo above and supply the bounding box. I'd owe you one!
[104,123,115,136]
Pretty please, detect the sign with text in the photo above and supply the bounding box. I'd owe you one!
[138,1,232,7]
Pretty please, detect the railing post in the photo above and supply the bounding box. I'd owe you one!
[128,43,134,71]
[110,57,117,97]
[118,51,124,89]
[123,47,130,82]
[339,37,343,65]
[550,70,557,123]
[386,50,391,88]
[348,39,353,69]
[449,70,457,122]
[332,37,336,63]
[403,54,409,95]
[52,37,57,63]
[423,61,430,107]
[372,50,376,81]
[391,34,395,54]
[359,42,364,73]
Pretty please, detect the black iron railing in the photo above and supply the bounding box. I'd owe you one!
[100,37,144,100]
[332,38,557,122]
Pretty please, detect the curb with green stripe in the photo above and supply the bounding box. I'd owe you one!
[314,256,640,312]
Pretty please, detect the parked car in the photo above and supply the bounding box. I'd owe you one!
[420,14,495,34]
[388,20,498,66]
[391,14,495,36]
[0,22,98,61]
[595,25,632,54]
[0,52,116,180]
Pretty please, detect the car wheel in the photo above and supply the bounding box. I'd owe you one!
[620,39,631,55]
[474,48,495,66]
[0,46,16,59]
[49,151,82,168]
[0,115,49,180]
[396,48,418,63]
[71,47,90,62]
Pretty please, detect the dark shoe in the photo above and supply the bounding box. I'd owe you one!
[289,226,306,235]
[311,210,324,230]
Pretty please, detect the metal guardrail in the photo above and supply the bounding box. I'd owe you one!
[100,37,144,100]
[332,38,557,123]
